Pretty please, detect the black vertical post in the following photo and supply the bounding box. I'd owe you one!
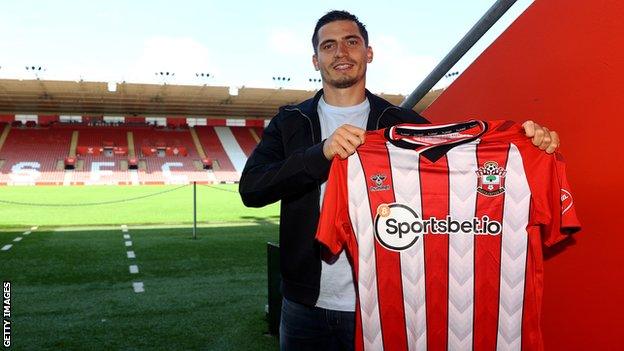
[193,181,197,239]
[267,242,282,334]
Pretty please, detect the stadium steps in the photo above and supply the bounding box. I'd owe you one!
[253,127,264,138]
[230,127,258,157]
[129,169,139,185]
[63,170,73,186]
[213,126,247,174]
[0,123,10,152]
[127,131,135,158]
[194,126,235,172]
[69,131,79,157]
[189,127,207,159]
[249,128,261,143]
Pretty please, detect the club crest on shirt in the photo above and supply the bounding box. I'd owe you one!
[370,174,391,192]
[476,161,506,196]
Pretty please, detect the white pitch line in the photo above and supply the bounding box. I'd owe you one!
[31,226,38,230]
[13,237,22,242]
[132,282,144,293]
[127,251,136,259]
[123,234,130,240]
[121,225,128,232]
[23,231,31,235]
[129,265,139,274]
[125,241,132,247]
[1,245,12,251]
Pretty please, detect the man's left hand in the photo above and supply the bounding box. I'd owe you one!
[522,120,560,154]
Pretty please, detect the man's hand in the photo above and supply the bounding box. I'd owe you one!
[323,124,366,160]
[522,120,560,154]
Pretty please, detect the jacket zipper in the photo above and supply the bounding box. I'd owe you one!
[284,107,316,144]
[284,107,323,265]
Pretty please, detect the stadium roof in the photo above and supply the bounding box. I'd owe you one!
[0,79,442,118]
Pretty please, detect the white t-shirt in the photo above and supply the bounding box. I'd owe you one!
[316,95,370,311]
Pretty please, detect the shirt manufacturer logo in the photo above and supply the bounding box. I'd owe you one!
[370,174,391,192]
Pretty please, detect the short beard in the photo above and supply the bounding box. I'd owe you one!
[320,65,365,89]
[329,77,358,89]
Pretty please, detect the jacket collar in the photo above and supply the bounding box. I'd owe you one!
[287,88,397,142]
[293,88,393,117]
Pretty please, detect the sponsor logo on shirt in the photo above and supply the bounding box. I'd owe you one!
[476,161,506,196]
[374,203,502,251]
[370,174,391,192]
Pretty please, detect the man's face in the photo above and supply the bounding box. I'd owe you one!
[313,20,373,89]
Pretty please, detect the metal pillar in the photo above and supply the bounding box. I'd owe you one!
[401,0,518,109]
[193,181,197,240]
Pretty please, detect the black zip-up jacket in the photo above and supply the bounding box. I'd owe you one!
[239,89,429,306]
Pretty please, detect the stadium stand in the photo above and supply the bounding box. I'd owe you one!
[0,126,72,185]
[131,127,214,184]
[0,79,436,186]
[0,117,263,185]
[70,126,133,185]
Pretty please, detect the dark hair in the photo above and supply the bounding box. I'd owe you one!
[312,10,368,53]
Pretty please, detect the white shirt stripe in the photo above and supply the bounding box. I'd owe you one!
[387,143,428,351]
[496,143,530,351]
[446,144,478,350]
[348,152,384,351]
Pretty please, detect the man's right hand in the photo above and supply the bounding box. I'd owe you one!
[322,124,366,160]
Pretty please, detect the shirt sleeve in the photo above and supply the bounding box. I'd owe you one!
[527,150,581,247]
[315,157,351,256]
[542,153,581,246]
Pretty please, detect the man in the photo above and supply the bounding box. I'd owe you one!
[239,10,559,351]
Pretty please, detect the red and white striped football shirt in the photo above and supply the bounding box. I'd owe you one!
[316,120,580,351]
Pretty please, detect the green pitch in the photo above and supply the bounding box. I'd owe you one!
[0,184,282,350]
[0,184,279,228]
[1,225,280,350]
